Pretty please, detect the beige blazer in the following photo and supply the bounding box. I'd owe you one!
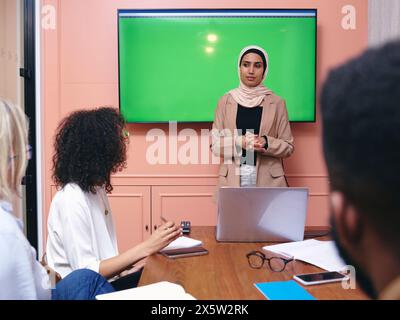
[211,93,294,187]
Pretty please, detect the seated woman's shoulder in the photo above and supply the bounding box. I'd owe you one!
[0,206,30,258]
[53,183,86,205]
[0,206,20,235]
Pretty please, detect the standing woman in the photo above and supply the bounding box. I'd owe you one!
[46,107,181,290]
[211,45,294,188]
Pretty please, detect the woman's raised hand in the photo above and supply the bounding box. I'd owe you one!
[143,221,182,255]
[236,132,258,150]
[253,136,268,153]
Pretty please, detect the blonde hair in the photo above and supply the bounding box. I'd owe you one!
[0,100,29,202]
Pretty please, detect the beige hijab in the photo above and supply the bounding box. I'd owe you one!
[229,45,273,107]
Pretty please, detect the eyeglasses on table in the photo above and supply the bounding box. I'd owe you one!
[246,250,294,272]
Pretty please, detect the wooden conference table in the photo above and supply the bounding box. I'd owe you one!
[139,227,368,300]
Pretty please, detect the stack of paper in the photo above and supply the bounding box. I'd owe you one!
[263,239,347,272]
[160,236,202,252]
[96,281,196,300]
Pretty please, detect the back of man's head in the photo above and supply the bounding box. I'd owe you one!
[321,40,400,248]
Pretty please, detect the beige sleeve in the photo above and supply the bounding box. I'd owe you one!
[261,99,294,159]
[210,95,241,161]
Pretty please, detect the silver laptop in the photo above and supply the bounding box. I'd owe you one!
[216,187,309,242]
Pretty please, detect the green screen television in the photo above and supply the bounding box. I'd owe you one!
[118,9,317,123]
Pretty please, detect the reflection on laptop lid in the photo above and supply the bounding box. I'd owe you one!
[216,187,309,242]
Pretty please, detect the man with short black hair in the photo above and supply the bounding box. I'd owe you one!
[321,40,400,300]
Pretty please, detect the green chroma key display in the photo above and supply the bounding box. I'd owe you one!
[118,9,317,123]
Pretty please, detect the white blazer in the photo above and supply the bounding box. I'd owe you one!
[0,201,51,299]
[46,183,118,279]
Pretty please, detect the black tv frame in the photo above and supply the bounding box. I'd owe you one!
[117,8,317,124]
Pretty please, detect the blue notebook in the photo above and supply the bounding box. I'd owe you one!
[255,280,316,300]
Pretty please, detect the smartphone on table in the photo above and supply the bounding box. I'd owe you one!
[293,271,348,286]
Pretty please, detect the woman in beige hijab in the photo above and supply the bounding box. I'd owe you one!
[211,45,294,188]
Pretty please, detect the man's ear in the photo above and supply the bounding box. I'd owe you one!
[330,191,363,244]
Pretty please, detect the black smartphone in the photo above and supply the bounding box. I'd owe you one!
[294,271,348,286]
[161,246,208,259]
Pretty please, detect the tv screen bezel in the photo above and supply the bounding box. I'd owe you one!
[117,8,317,124]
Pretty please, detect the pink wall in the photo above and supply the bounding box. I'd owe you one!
[41,0,368,246]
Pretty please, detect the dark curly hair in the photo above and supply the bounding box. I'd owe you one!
[52,107,127,194]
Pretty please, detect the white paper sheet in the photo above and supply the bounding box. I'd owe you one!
[96,281,196,300]
[263,239,347,272]
[160,236,202,251]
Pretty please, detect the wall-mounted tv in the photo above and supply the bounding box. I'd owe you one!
[118,9,317,123]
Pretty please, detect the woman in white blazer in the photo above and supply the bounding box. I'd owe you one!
[46,107,181,289]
